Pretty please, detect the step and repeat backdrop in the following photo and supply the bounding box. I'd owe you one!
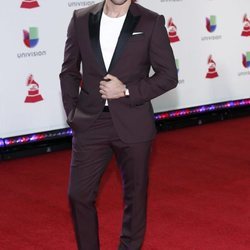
[0,0,249,138]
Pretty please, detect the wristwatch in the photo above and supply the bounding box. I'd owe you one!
[124,87,129,97]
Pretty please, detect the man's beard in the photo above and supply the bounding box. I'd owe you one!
[110,0,129,5]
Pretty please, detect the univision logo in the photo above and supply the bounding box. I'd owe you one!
[175,59,184,84]
[206,16,217,33]
[17,27,46,58]
[68,1,95,7]
[175,59,179,74]
[23,27,39,48]
[20,0,40,9]
[242,52,250,69]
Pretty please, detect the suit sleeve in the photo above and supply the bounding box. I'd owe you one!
[59,11,82,116]
[128,15,178,106]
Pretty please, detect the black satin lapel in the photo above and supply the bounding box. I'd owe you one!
[89,11,107,73]
[108,11,141,73]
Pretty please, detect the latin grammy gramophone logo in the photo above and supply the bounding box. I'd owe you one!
[20,0,40,9]
[167,18,180,43]
[24,75,44,103]
[206,55,219,79]
[241,14,250,37]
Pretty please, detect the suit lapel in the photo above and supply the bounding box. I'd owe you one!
[108,10,140,73]
[88,3,106,74]
[88,2,141,74]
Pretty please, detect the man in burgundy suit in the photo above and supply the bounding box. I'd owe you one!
[60,0,178,249]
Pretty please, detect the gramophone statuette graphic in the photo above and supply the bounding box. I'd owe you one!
[241,14,250,37]
[20,0,39,9]
[206,55,219,79]
[167,18,180,43]
[24,75,44,103]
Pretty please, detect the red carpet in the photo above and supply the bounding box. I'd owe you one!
[0,117,250,250]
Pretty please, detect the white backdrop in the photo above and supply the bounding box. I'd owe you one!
[0,0,249,138]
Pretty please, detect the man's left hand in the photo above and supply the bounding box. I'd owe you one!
[99,74,126,99]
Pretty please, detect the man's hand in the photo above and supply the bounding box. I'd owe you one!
[99,74,126,99]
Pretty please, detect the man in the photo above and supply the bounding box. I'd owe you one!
[60,0,178,249]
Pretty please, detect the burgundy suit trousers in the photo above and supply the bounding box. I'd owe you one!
[68,111,152,250]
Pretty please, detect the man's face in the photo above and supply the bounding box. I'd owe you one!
[110,0,129,5]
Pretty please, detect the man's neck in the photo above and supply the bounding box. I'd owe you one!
[103,0,131,18]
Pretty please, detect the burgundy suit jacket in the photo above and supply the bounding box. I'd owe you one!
[60,2,178,143]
